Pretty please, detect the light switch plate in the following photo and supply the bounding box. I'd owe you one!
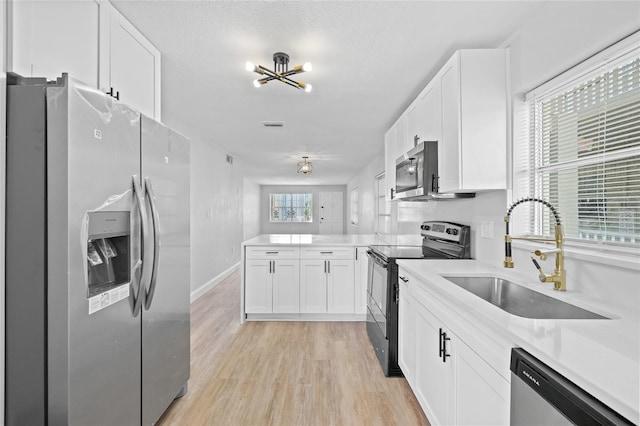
[481,221,494,239]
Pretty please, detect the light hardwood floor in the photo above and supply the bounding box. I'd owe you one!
[158,269,430,426]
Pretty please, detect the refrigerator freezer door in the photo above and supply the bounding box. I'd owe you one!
[46,75,143,425]
[141,116,191,425]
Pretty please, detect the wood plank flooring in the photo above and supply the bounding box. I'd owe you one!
[158,269,430,426]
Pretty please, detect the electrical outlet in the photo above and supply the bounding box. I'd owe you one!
[480,221,494,239]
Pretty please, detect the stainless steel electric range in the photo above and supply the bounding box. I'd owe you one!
[366,221,471,376]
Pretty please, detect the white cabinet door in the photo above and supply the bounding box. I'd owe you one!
[8,0,102,88]
[422,80,442,145]
[455,336,510,426]
[415,305,455,426]
[439,54,462,193]
[299,260,327,313]
[407,97,425,148]
[326,259,355,314]
[354,247,369,314]
[395,115,410,155]
[384,127,396,201]
[438,50,507,193]
[398,274,417,387]
[107,5,161,120]
[245,260,272,313]
[272,260,300,313]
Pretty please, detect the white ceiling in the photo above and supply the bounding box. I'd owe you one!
[112,0,546,185]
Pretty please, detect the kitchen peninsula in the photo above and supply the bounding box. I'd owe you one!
[240,234,419,322]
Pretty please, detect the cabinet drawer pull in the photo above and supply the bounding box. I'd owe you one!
[320,251,334,254]
[265,251,279,255]
[399,276,409,283]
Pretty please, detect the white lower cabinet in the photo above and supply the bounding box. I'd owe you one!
[354,247,369,314]
[300,259,355,313]
[245,259,299,314]
[398,273,417,387]
[399,267,510,425]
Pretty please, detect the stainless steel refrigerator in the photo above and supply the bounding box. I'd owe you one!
[6,73,190,425]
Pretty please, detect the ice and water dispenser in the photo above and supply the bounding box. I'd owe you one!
[86,211,131,297]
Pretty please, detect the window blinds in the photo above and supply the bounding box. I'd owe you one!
[527,48,640,246]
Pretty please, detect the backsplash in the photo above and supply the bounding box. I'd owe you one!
[396,190,508,265]
[394,190,639,311]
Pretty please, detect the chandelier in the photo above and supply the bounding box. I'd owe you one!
[297,156,313,174]
[246,52,312,92]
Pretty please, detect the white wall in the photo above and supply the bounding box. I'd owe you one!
[346,151,384,234]
[188,138,244,293]
[260,185,346,234]
[243,178,260,241]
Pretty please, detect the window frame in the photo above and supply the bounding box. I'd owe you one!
[269,193,313,223]
[519,32,640,253]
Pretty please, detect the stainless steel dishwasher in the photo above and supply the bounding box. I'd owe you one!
[510,348,634,426]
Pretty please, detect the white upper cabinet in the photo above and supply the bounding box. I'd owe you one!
[395,114,411,157]
[8,0,161,121]
[383,49,507,197]
[8,0,102,88]
[103,4,161,121]
[384,126,397,201]
[438,49,507,193]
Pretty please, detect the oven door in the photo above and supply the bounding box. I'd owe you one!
[366,250,388,337]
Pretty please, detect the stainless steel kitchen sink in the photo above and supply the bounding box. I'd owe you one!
[442,276,608,319]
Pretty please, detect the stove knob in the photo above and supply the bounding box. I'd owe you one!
[422,225,431,231]
[446,228,459,236]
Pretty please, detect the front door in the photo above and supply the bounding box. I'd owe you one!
[318,191,343,234]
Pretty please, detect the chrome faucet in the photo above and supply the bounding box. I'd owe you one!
[503,197,566,291]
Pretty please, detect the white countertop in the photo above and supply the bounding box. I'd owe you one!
[242,233,423,247]
[396,259,639,424]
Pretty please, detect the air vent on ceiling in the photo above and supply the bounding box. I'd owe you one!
[261,121,284,128]
[226,154,233,165]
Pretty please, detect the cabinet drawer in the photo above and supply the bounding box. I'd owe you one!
[245,246,300,259]
[300,246,354,260]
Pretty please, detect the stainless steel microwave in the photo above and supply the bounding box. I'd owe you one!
[394,141,438,200]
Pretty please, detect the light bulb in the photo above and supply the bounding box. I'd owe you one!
[302,62,312,72]
[245,61,256,72]
[253,80,261,88]
[304,84,313,93]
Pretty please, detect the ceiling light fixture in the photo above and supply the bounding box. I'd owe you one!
[246,52,312,93]
[297,156,313,175]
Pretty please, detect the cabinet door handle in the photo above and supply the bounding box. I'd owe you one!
[390,188,395,199]
[324,260,327,274]
[328,260,330,274]
[440,328,451,363]
[399,276,409,283]
[269,260,272,274]
[439,328,443,358]
[272,260,275,274]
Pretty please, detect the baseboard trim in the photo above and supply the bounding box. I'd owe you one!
[190,262,240,303]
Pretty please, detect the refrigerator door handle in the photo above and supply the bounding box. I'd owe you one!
[132,175,148,317]
[144,177,161,310]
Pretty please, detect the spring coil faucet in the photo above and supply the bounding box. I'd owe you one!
[504,197,566,291]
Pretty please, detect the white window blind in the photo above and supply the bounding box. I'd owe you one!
[526,42,640,247]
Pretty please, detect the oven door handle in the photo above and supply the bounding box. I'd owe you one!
[366,250,388,268]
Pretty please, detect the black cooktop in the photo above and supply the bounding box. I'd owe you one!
[368,245,451,260]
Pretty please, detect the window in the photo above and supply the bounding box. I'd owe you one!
[375,173,391,234]
[350,188,359,226]
[525,37,640,247]
[270,193,313,222]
